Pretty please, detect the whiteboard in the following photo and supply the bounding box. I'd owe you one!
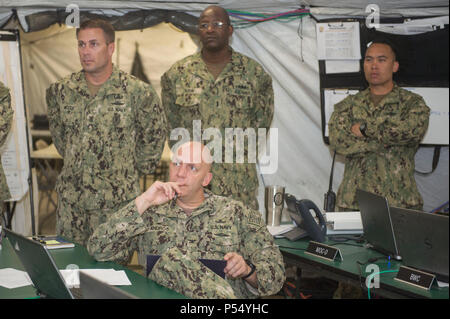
[404,87,449,145]
[0,30,31,201]
[323,87,449,145]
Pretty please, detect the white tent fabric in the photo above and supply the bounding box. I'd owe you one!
[1,2,448,233]
[3,0,449,10]
[18,16,449,217]
[231,18,449,214]
[1,0,449,32]
[231,18,332,216]
[20,23,199,109]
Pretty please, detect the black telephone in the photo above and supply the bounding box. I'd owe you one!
[283,193,327,242]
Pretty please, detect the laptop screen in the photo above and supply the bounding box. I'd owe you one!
[4,228,74,299]
[79,271,137,299]
[356,189,401,259]
[390,207,449,282]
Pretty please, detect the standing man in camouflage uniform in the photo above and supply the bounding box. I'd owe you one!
[328,39,430,211]
[161,6,274,210]
[88,142,285,299]
[1,82,13,222]
[46,19,166,246]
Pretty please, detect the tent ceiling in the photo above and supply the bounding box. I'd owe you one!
[22,9,200,33]
[1,0,448,32]
[1,0,449,9]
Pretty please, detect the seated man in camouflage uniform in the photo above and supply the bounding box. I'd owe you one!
[88,141,285,298]
[328,38,430,212]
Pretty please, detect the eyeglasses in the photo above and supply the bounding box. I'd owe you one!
[198,21,228,30]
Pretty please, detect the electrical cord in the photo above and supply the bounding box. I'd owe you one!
[327,234,365,243]
[227,8,311,29]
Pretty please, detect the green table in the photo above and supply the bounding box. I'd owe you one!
[276,238,449,299]
[0,238,185,299]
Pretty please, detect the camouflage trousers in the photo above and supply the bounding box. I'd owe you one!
[56,198,128,247]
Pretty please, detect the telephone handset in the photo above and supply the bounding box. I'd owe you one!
[283,193,327,242]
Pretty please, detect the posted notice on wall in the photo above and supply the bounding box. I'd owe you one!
[316,22,361,60]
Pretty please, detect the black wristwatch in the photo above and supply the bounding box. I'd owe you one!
[359,122,368,137]
[242,261,256,279]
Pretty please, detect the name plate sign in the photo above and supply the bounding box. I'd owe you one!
[305,241,343,262]
[394,266,436,290]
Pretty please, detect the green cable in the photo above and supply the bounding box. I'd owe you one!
[366,270,399,299]
[227,9,267,18]
[232,13,309,29]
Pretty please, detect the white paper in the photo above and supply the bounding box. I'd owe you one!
[0,268,32,289]
[60,269,132,288]
[316,22,361,60]
[267,223,295,237]
[404,87,449,145]
[326,211,363,230]
[323,89,359,137]
[325,60,360,74]
[325,211,363,235]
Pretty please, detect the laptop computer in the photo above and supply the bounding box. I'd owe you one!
[4,228,78,299]
[356,189,402,260]
[390,206,449,283]
[79,271,138,299]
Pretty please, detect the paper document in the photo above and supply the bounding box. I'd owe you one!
[60,269,132,288]
[0,268,32,289]
[326,211,363,230]
[325,60,360,74]
[316,22,361,60]
[325,211,363,235]
[267,223,296,237]
[323,89,359,137]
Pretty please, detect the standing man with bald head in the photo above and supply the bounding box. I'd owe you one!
[46,19,167,246]
[328,39,430,211]
[161,6,274,210]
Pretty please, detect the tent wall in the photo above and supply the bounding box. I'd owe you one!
[231,17,448,214]
[1,0,449,32]
[17,15,449,219]
[20,23,199,108]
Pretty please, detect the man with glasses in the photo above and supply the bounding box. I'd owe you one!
[161,5,274,211]
[46,19,167,246]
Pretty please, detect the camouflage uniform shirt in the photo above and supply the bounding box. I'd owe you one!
[88,190,285,299]
[46,66,167,210]
[328,85,430,210]
[161,49,274,208]
[0,82,13,202]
